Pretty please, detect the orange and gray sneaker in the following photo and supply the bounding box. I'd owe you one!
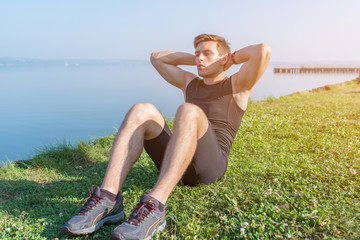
[62,185,125,235]
[111,194,166,240]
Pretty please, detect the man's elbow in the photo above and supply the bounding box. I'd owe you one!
[150,52,160,65]
[258,43,271,60]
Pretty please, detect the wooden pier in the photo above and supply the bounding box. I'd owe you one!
[274,66,360,74]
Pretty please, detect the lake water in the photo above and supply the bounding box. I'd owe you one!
[1,61,358,165]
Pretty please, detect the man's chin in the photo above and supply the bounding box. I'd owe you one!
[197,71,207,78]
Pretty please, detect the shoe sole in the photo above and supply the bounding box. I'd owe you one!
[110,220,166,240]
[62,210,126,235]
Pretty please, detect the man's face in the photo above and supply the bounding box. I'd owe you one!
[195,41,225,78]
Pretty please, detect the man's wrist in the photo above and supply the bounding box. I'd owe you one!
[231,51,239,65]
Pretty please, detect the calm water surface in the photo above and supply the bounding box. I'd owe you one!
[0,62,358,165]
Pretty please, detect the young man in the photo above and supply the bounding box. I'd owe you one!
[62,34,270,239]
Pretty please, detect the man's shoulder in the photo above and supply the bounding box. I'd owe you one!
[185,76,200,89]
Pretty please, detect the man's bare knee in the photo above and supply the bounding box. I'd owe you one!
[124,102,165,139]
[126,102,160,123]
[176,103,205,122]
[174,103,208,137]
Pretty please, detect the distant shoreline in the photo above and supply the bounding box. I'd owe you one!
[0,58,150,68]
[1,57,360,68]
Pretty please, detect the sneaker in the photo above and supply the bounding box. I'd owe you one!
[110,194,166,240]
[62,185,125,235]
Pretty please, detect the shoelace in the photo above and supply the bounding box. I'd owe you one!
[126,201,156,226]
[77,185,104,215]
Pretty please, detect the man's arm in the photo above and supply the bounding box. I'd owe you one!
[151,51,197,91]
[227,44,271,110]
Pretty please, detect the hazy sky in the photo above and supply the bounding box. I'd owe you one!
[1,0,359,62]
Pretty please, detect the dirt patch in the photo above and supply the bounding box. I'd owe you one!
[344,88,360,94]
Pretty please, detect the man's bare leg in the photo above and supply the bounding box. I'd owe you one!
[62,102,167,236]
[148,103,209,204]
[101,103,166,194]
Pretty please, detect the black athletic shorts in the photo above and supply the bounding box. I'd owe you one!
[144,121,228,186]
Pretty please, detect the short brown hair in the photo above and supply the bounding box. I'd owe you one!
[193,34,231,56]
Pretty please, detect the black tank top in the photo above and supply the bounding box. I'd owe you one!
[185,77,245,156]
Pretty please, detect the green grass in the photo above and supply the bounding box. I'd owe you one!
[1,79,359,239]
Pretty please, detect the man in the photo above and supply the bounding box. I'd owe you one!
[62,34,270,240]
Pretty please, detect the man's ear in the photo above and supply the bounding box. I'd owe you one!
[221,54,229,66]
[223,54,232,71]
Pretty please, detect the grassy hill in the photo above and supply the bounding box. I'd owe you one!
[1,79,359,239]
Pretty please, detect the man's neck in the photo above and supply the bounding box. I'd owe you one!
[202,72,227,85]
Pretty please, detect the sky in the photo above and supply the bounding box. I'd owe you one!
[1,0,360,63]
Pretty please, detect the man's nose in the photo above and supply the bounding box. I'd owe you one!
[198,53,204,61]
